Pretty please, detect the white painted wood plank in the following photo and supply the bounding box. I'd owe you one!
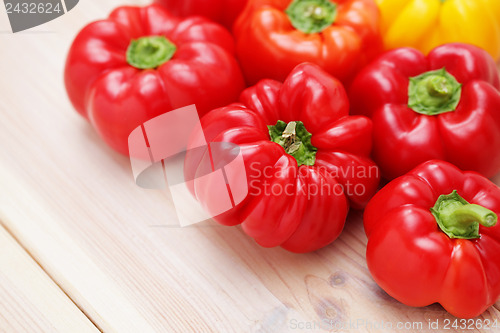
[0,224,99,333]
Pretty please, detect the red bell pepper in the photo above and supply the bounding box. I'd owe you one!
[154,0,247,29]
[184,63,380,253]
[364,160,500,318]
[65,4,245,155]
[349,43,500,180]
[233,0,383,85]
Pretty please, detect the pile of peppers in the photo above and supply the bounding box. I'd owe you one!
[65,0,500,319]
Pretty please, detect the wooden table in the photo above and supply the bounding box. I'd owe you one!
[1,1,499,332]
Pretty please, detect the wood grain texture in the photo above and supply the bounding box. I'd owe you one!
[0,224,99,333]
[1,1,500,332]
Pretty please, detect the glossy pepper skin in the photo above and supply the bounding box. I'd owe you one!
[377,0,500,60]
[364,160,500,318]
[154,0,247,29]
[65,5,245,155]
[184,63,380,253]
[349,43,500,180]
[233,0,383,85]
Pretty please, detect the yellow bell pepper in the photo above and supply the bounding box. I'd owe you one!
[377,0,500,60]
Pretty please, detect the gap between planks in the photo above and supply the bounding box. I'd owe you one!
[0,217,104,333]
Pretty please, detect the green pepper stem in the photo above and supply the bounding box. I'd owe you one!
[431,190,497,239]
[286,0,337,34]
[268,120,317,167]
[126,36,176,70]
[408,68,462,116]
[449,205,497,228]
[427,76,451,97]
